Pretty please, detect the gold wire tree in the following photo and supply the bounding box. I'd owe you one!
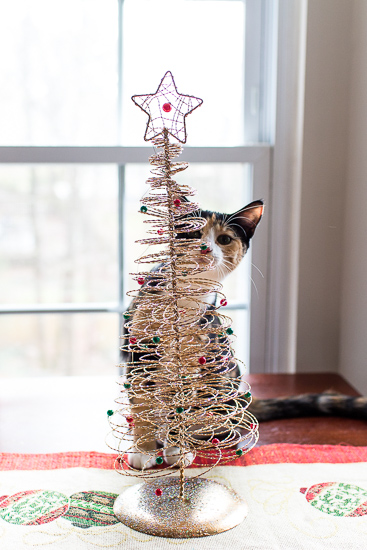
[107,71,259,538]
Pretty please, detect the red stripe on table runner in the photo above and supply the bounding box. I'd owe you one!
[0,451,117,471]
[1,444,367,471]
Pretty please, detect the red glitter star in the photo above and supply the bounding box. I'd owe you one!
[132,71,203,143]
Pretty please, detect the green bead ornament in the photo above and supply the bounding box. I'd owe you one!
[226,328,234,335]
[244,392,251,398]
[140,205,147,213]
[200,243,208,250]
[176,406,184,414]
[152,336,160,344]
[155,456,164,465]
[236,449,243,457]
[123,313,130,320]
[124,383,131,389]
[107,410,114,417]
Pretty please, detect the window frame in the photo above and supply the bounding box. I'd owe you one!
[0,0,279,373]
[0,145,271,372]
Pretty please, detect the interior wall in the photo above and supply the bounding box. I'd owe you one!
[296,0,352,373]
[339,0,367,393]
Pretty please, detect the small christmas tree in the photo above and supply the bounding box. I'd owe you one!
[107,72,258,538]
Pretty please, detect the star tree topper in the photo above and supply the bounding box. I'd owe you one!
[132,71,203,144]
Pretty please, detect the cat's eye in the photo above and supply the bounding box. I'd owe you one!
[217,234,233,245]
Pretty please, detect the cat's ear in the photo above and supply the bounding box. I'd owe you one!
[229,200,264,241]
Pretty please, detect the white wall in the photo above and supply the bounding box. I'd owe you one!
[339,1,367,393]
[296,0,352,373]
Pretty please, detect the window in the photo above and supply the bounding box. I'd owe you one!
[0,0,275,376]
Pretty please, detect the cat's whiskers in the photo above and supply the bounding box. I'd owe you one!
[249,274,259,299]
[215,264,227,282]
[214,258,232,282]
[220,256,234,269]
[219,255,259,297]
[219,260,233,275]
[251,262,264,279]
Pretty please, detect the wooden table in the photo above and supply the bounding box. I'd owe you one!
[248,373,367,446]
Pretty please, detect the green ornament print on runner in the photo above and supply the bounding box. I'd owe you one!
[300,482,367,517]
[0,490,69,525]
[61,491,119,528]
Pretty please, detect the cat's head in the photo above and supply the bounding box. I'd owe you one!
[179,200,264,281]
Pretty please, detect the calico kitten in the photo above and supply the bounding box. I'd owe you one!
[122,200,264,469]
[122,199,367,470]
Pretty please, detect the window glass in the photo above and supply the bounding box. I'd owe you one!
[124,162,252,303]
[124,161,252,365]
[229,309,250,369]
[0,313,118,377]
[0,0,267,379]
[121,0,245,146]
[0,165,118,304]
[0,0,118,145]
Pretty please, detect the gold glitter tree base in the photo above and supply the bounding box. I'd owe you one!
[113,477,248,538]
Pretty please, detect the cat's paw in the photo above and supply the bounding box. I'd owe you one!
[163,446,194,467]
[127,449,156,470]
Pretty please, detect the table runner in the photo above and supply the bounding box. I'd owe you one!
[1,444,367,549]
[2,443,367,470]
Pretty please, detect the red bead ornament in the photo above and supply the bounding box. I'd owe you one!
[126,416,134,423]
[212,438,220,445]
[157,229,164,235]
[198,356,206,365]
[173,198,181,207]
[220,299,227,307]
[201,248,211,255]
[162,103,172,113]
[137,277,145,285]
[250,423,257,430]
[129,337,137,345]
[155,488,163,496]
[206,411,213,417]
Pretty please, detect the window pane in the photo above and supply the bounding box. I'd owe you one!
[124,163,252,304]
[122,0,245,146]
[0,1,118,145]
[228,309,250,369]
[0,313,118,377]
[125,162,252,366]
[0,165,118,304]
